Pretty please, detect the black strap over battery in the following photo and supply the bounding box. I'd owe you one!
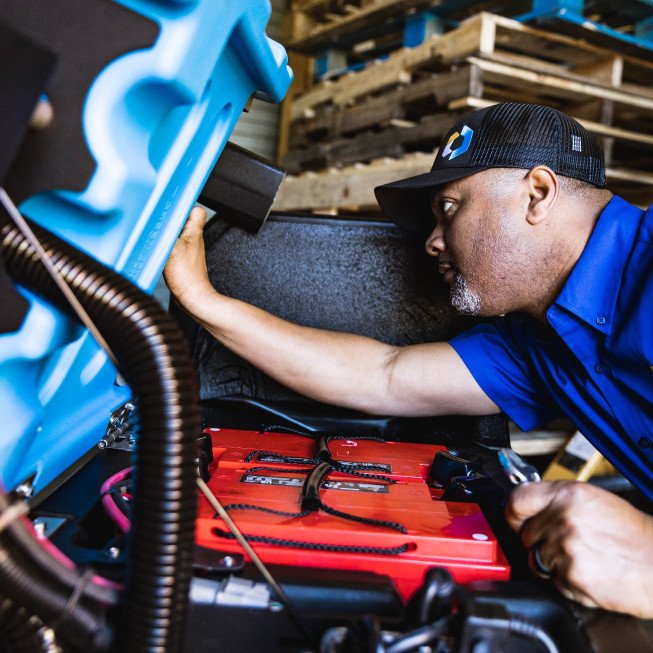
[212,452,410,554]
[301,461,333,512]
[222,461,407,534]
[245,430,394,481]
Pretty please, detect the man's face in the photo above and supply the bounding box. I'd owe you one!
[425,169,531,316]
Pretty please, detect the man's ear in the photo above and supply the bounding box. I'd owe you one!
[525,166,558,225]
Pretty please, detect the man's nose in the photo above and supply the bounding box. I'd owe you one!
[425,225,445,257]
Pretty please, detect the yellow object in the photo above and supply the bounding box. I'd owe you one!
[543,430,616,481]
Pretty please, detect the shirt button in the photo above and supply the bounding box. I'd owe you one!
[596,315,606,325]
[640,438,652,449]
[594,363,606,374]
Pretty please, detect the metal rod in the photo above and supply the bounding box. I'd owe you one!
[196,477,311,643]
[0,187,120,369]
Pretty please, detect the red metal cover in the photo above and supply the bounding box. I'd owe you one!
[197,428,510,601]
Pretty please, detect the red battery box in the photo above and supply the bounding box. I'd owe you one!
[205,426,444,482]
[196,428,510,601]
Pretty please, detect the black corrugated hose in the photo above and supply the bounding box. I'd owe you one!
[0,598,59,652]
[0,213,200,652]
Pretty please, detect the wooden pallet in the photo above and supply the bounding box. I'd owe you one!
[273,151,653,213]
[289,59,653,145]
[289,66,477,144]
[284,63,653,173]
[284,0,443,53]
[289,12,653,121]
[282,13,653,173]
[284,111,462,172]
[285,1,653,66]
[531,11,653,62]
[284,1,528,56]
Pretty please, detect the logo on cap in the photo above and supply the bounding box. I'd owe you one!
[441,125,473,160]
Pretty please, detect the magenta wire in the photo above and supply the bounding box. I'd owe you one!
[0,478,122,592]
[35,532,122,591]
[100,467,133,534]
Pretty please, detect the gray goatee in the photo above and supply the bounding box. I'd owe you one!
[451,273,481,316]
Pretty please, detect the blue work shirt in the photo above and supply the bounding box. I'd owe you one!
[449,195,653,501]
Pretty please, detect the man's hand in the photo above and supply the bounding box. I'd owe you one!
[506,480,653,618]
[163,206,215,309]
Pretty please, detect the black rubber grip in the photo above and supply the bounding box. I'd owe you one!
[301,461,333,512]
[315,434,332,462]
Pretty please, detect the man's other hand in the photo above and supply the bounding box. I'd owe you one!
[506,480,653,618]
[163,206,215,309]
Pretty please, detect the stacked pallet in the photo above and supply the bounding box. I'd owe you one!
[284,0,529,73]
[275,12,653,213]
[284,1,653,68]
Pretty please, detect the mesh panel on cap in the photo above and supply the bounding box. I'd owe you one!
[471,104,560,166]
[469,103,605,187]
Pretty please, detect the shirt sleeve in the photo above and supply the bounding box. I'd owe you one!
[448,320,560,431]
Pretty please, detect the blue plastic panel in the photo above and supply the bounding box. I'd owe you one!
[0,0,292,492]
[518,0,653,53]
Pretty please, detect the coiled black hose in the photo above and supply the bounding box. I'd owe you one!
[0,214,200,652]
[0,598,59,653]
[0,487,111,651]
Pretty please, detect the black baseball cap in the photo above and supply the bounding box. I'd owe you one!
[374,102,606,234]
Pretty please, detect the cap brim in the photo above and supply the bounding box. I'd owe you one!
[374,165,490,234]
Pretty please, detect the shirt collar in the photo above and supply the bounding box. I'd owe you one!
[549,195,643,334]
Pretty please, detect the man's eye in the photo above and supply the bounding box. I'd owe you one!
[442,200,453,214]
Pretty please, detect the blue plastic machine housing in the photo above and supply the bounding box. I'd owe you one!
[0,0,292,493]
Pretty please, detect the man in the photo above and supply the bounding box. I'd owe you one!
[164,103,653,618]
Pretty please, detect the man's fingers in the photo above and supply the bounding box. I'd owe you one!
[554,578,599,610]
[534,531,566,574]
[179,206,208,238]
[164,207,208,286]
[519,512,552,549]
[505,481,566,532]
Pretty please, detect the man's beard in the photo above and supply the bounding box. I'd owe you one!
[451,273,481,315]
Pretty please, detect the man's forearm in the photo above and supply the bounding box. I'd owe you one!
[183,288,398,413]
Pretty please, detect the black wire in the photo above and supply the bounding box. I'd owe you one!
[212,528,411,556]
[385,618,451,653]
[245,466,312,475]
[318,502,407,534]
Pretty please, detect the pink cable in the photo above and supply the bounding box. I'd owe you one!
[0,481,124,593]
[35,531,122,591]
[100,466,133,534]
